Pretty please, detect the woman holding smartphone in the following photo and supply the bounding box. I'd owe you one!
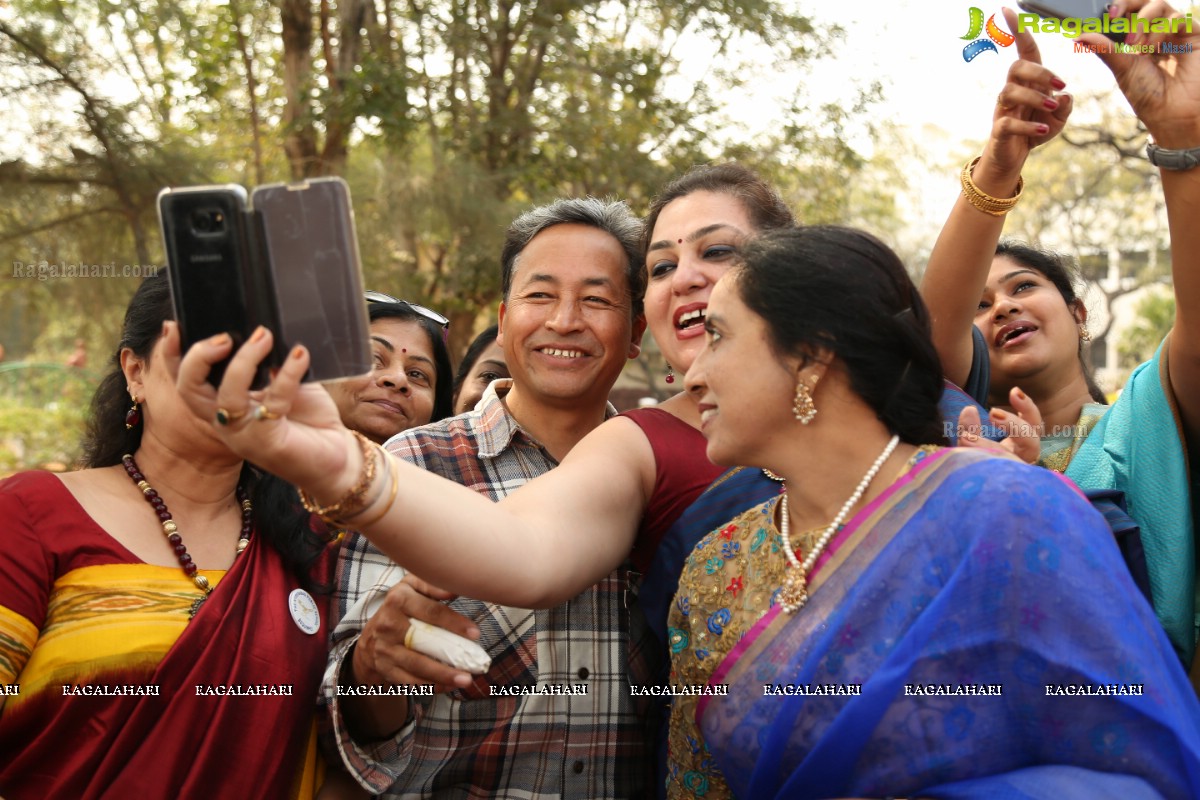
[174,215,1200,799]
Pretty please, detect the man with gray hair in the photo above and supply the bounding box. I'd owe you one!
[321,197,654,797]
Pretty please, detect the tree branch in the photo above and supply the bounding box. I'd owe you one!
[0,206,124,244]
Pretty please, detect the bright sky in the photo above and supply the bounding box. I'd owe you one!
[818,1,1127,137]
[736,1,1140,254]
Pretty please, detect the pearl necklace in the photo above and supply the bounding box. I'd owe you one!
[778,434,900,613]
[121,453,252,619]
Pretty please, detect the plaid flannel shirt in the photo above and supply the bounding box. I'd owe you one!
[321,381,657,798]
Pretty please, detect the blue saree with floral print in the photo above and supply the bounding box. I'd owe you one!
[680,449,1200,799]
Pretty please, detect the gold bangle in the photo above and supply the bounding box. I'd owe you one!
[960,157,1023,216]
[298,431,379,523]
[347,447,400,529]
[347,443,391,518]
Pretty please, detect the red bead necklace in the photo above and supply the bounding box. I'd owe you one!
[121,453,252,619]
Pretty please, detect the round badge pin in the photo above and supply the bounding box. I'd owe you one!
[288,588,320,635]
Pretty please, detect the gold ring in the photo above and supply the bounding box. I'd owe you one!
[996,94,1013,111]
[215,407,247,426]
[253,404,281,421]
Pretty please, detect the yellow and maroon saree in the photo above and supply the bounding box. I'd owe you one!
[0,470,334,799]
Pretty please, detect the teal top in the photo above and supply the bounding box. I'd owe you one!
[1067,337,1196,664]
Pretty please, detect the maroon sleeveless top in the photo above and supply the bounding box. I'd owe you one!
[621,407,724,573]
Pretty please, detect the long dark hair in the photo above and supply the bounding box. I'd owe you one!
[81,275,333,587]
[734,226,948,446]
[994,241,1107,404]
[367,301,454,424]
[643,163,795,255]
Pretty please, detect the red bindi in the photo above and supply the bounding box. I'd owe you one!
[678,238,683,243]
[401,348,407,353]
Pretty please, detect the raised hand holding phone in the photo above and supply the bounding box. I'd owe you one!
[1075,0,1200,149]
[170,323,358,495]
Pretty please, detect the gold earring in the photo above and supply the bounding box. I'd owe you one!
[793,378,817,424]
[1078,324,1092,343]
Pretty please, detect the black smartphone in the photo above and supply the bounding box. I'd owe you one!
[252,177,372,382]
[158,185,283,388]
[1016,0,1127,42]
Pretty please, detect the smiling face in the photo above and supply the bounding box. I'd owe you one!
[975,255,1085,395]
[498,223,643,411]
[453,340,509,414]
[328,317,439,443]
[684,274,798,466]
[643,191,756,375]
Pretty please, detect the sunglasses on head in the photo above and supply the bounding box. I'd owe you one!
[364,291,450,331]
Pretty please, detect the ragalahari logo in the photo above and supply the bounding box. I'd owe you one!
[962,7,1015,61]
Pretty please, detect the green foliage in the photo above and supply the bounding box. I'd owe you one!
[0,0,237,359]
[0,363,96,471]
[346,143,519,356]
[355,0,865,352]
[1118,290,1175,369]
[0,399,88,472]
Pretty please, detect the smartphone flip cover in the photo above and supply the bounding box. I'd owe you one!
[252,177,372,382]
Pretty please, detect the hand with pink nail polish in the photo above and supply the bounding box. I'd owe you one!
[981,8,1073,186]
[1077,0,1200,149]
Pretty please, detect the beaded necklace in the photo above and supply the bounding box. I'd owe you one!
[777,435,900,613]
[121,453,252,619]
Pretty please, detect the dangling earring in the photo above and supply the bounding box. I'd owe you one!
[793,378,817,424]
[665,363,675,384]
[1078,324,1092,343]
[125,390,142,430]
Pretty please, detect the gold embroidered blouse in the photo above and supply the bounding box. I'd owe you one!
[665,494,804,799]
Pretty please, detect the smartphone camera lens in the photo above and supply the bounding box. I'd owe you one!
[191,208,226,235]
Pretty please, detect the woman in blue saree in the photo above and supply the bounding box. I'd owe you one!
[675,225,1200,799]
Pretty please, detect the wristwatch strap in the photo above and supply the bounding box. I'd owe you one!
[1146,140,1200,171]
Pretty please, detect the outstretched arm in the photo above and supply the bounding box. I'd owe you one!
[921,7,1072,386]
[172,325,652,608]
[1080,0,1200,453]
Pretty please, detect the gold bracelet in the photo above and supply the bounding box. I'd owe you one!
[298,431,379,523]
[960,157,1023,216]
[346,443,392,519]
[347,446,400,528]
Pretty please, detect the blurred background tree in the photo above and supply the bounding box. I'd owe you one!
[1118,291,1175,370]
[0,0,898,467]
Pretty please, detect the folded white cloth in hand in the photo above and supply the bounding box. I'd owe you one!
[404,618,491,674]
